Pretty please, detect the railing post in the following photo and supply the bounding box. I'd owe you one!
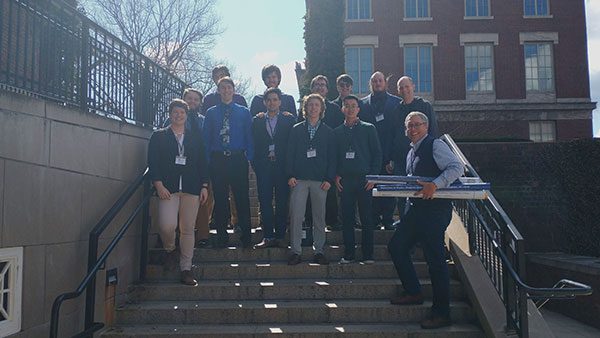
[520,288,530,338]
[139,179,151,281]
[84,231,99,336]
[79,20,89,112]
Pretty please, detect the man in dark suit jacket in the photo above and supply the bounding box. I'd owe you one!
[358,71,402,230]
[251,88,296,248]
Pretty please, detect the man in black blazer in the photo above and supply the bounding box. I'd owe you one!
[251,88,296,248]
[358,71,402,230]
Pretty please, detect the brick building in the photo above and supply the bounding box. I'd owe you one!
[317,0,596,141]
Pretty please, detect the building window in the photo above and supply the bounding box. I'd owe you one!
[346,0,371,20]
[465,0,490,17]
[465,44,494,92]
[404,45,432,93]
[405,0,430,19]
[345,46,373,94]
[0,247,23,337]
[524,42,554,92]
[529,121,556,142]
[524,0,549,16]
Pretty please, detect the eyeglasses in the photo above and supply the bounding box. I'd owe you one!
[405,122,426,129]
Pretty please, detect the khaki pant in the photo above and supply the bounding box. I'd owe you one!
[194,186,238,240]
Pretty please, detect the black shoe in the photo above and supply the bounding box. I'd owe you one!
[180,270,198,286]
[313,253,329,265]
[384,223,396,231]
[287,254,301,265]
[254,238,278,249]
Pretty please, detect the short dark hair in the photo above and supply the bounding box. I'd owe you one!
[263,87,282,100]
[217,76,235,89]
[261,64,282,83]
[310,75,329,89]
[168,98,189,114]
[342,95,360,106]
[336,74,353,86]
[182,88,203,100]
[212,65,230,78]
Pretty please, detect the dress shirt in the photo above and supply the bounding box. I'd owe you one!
[407,134,464,188]
[203,102,254,161]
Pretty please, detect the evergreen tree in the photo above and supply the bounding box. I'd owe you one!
[302,0,345,100]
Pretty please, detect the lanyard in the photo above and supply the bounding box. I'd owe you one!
[175,133,185,156]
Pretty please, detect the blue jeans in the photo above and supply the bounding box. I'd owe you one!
[255,162,289,240]
[387,203,452,317]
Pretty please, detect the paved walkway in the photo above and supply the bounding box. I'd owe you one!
[541,309,600,337]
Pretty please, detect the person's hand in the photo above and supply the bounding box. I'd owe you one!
[199,187,208,205]
[320,181,331,191]
[414,180,437,199]
[385,161,394,174]
[364,181,375,191]
[288,177,297,187]
[156,185,171,200]
[282,111,293,117]
[335,176,343,192]
[256,112,266,118]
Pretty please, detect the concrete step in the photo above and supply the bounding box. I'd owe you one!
[129,279,465,302]
[102,323,484,337]
[199,228,398,246]
[116,300,475,325]
[149,245,428,264]
[146,261,456,281]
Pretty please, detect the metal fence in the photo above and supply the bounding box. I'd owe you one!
[0,0,186,128]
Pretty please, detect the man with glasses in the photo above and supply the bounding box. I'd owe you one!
[387,111,463,330]
[333,74,353,109]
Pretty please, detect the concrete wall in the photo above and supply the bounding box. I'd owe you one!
[0,90,151,337]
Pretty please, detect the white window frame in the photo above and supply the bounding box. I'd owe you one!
[0,247,23,337]
[529,121,556,142]
[523,42,555,93]
[344,45,375,95]
[345,0,373,21]
[403,44,434,95]
[464,0,493,19]
[464,43,495,93]
[404,0,432,21]
[523,0,552,18]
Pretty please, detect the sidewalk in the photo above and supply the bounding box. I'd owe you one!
[541,308,600,337]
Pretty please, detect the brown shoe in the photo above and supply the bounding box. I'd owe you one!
[313,253,329,265]
[420,315,452,329]
[390,293,424,305]
[254,238,278,249]
[287,254,301,265]
[180,270,197,286]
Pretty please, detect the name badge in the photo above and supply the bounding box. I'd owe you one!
[175,155,187,165]
[268,144,275,152]
[375,114,385,122]
[307,148,317,158]
[220,128,228,135]
[345,151,355,159]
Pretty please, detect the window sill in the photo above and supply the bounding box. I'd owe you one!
[523,15,553,19]
[345,18,374,23]
[463,16,494,20]
[403,17,433,22]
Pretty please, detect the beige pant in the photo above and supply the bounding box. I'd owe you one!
[195,186,214,240]
[158,192,199,271]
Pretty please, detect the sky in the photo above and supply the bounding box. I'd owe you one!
[212,0,600,137]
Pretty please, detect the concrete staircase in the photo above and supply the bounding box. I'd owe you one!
[102,229,484,337]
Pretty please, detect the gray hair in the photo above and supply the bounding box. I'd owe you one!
[405,111,428,125]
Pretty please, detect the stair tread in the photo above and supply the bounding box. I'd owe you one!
[119,299,470,310]
[137,278,460,287]
[103,323,483,336]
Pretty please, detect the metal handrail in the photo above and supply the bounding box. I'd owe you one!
[49,168,152,338]
[535,279,591,309]
[441,134,592,337]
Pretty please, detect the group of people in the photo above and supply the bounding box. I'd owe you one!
[147,64,464,329]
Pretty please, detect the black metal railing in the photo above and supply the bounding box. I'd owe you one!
[0,0,186,128]
[49,169,153,338]
[441,135,593,337]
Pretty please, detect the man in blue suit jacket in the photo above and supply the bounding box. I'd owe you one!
[358,71,402,230]
[251,88,296,248]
